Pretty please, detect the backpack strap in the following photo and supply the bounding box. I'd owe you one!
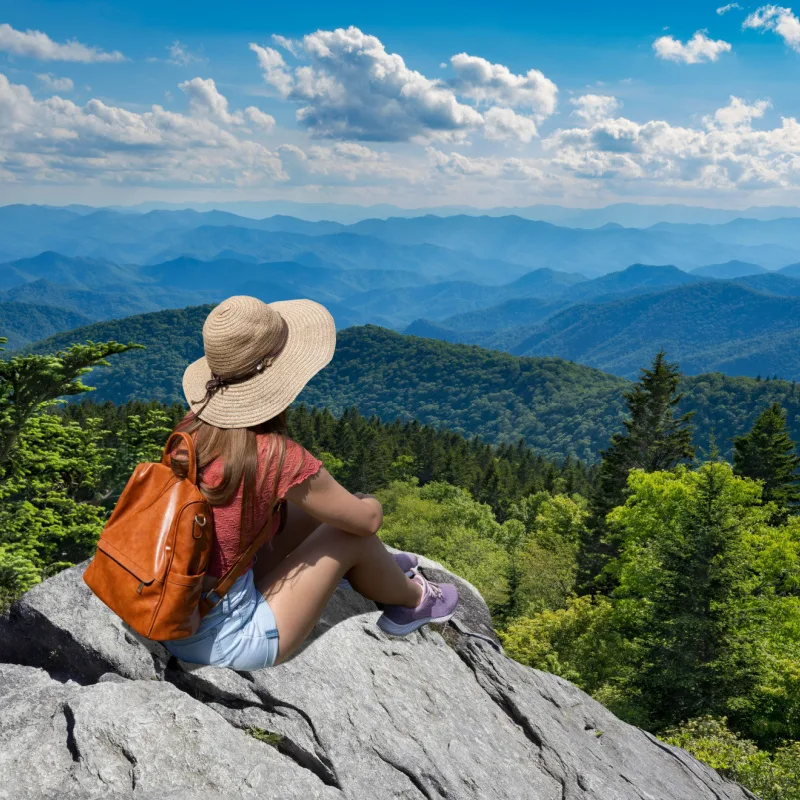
[161,432,198,484]
[198,499,287,616]
[163,430,288,617]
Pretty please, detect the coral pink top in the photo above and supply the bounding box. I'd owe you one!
[202,436,322,578]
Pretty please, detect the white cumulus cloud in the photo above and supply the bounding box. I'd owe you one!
[653,31,732,63]
[544,94,795,191]
[250,27,553,143]
[245,106,276,131]
[0,72,425,192]
[249,43,294,97]
[571,94,621,123]
[179,77,243,124]
[744,5,800,50]
[708,96,772,127]
[482,107,539,142]
[0,23,125,63]
[36,73,74,92]
[0,72,290,189]
[271,34,302,58]
[717,3,742,14]
[449,53,557,118]
[427,147,544,181]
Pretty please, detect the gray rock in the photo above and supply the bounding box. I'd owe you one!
[0,563,170,683]
[0,559,755,800]
[0,664,339,800]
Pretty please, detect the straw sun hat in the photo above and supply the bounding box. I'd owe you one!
[183,296,336,428]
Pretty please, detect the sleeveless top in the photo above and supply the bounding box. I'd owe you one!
[202,435,322,578]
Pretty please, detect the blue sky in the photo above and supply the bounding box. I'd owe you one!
[3,1,800,208]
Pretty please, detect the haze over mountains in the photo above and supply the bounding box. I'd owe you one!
[6,204,800,276]
[6,202,800,382]
[106,200,800,227]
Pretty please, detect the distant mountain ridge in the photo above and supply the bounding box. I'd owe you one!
[99,199,800,227]
[509,282,800,379]
[4,205,800,277]
[691,260,766,278]
[6,202,800,390]
[7,250,800,381]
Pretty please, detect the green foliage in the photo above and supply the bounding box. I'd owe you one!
[377,480,513,613]
[0,340,140,467]
[30,321,631,462]
[245,728,285,748]
[0,340,140,606]
[663,717,800,800]
[285,403,594,519]
[0,414,110,604]
[0,302,92,351]
[584,351,695,587]
[609,464,772,732]
[500,596,644,722]
[105,408,172,498]
[734,401,800,520]
[507,492,587,616]
[28,320,800,467]
[26,307,211,406]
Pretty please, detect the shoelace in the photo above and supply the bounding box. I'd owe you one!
[418,574,443,601]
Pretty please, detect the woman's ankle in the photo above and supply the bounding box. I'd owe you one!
[402,575,424,608]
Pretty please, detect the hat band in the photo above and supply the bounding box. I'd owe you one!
[192,316,289,412]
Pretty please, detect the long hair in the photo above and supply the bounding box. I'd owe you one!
[170,410,293,548]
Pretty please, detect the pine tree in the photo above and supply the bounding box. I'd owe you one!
[733,402,800,519]
[581,351,695,588]
[609,464,767,730]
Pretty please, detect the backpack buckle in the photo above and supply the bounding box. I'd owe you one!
[205,590,222,609]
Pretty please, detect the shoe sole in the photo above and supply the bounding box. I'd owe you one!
[376,610,456,636]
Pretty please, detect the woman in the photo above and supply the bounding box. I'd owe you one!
[161,295,458,671]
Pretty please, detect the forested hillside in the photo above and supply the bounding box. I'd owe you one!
[25,313,800,462]
[0,302,92,350]
[510,283,800,379]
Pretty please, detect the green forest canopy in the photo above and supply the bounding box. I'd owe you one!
[26,310,800,462]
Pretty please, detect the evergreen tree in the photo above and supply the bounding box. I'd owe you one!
[610,464,767,730]
[0,340,140,468]
[733,402,800,520]
[581,351,695,587]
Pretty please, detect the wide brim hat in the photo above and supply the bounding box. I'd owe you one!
[183,296,335,429]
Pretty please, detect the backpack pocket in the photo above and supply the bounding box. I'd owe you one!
[84,538,160,639]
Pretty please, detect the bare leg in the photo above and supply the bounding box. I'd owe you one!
[255,525,422,664]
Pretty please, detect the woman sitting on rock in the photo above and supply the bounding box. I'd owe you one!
[161,295,458,671]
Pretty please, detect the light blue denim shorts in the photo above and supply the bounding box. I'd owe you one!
[162,569,280,671]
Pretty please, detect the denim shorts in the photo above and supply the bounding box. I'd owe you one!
[162,569,280,671]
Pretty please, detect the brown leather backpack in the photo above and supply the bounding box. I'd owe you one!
[83,432,282,641]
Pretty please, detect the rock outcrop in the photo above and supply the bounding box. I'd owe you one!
[0,555,754,800]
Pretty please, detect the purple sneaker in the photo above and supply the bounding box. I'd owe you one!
[377,573,459,636]
[338,552,419,591]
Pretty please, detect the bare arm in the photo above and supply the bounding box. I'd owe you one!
[284,467,383,537]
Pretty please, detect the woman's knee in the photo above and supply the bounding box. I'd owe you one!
[316,525,375,558]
